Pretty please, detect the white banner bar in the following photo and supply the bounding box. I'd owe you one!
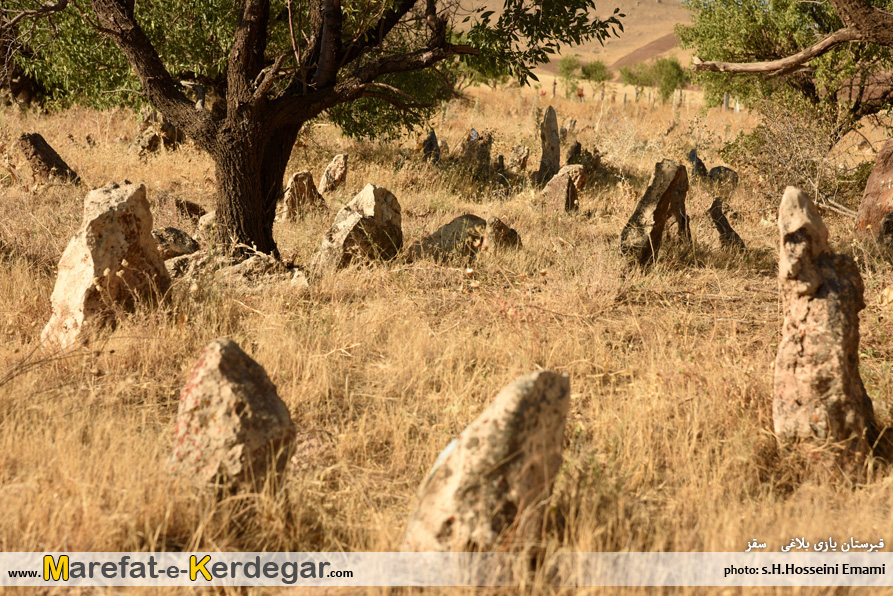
[2,552,892,587]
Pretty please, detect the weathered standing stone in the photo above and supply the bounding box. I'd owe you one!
[535,106,561,185]
[439,139,450,158]
[401,371,570,552]
[542,169,579,213]
[508,145,529,172]
[277,171,326,222]
[774,187,878,468]
[620,160,690,265]
[422,130,441,163]
[310,184,402,273]
[707,198,745,250]
[319,154,347,193]
[456,130,493,180]
[878,214,893,252]
[170,338,296,491]
[687,148,708,179]
[17,133,80,184]
[857,138,893,235]
[152,227,200,260]
[41,183,171,348]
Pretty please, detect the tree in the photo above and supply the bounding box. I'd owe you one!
[5,0,624,257]
[557,54,581,98]
[618,61,652,97]
[680,0,893,139]
[651,56,687,102]
[580,59,610,94]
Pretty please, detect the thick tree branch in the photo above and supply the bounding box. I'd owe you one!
[338,0,418,68]
[89,0,214,141]
[2,0,69,31]
[313,0,342,88]
[228,0,271,108]
[692,27,864,75]
[830,0,893,44]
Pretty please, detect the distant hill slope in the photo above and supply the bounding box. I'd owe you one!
[529,0,692,75]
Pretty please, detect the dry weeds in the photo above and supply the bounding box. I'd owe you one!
[1,84,892,595]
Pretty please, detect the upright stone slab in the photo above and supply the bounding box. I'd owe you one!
[542,169,579,213]
[535,106,560,185]
[687,148,708,179]
[41,183,171,348]
[401,371,570,552]
[170,338,296,491]
[278,171,326,222]
[857,138,893,235]
[708,165,739,189]
[422,130,441,163]
[319,154,347,193]
[18,132,80,184]
[557,164,588,192]
[774,187,877,468]
[310,184,402,273]
[707,198,745,250]
[620,160,690,265]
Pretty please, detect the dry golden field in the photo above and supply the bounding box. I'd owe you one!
[1,83,893,595]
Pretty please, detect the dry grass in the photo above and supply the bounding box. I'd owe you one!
[1,86,893,596]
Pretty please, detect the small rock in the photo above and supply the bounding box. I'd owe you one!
[556,164,587,193]
[310,184,402,274]
[774,187,878,469]
[278,171,326,222]
[707,198,745,250]
[620,159,690,265]
[535,106,561,185]
[319,154,347,193]
[152,227,200,260]
[170,338,295,492]
[483,216,522,253]
[41,183,170,348]
[401,371,571,552]
[708,165,739,189]
[508,145,530,172]
[198,210,216,232]
[439,139,450,158]
[878,214,893,253]
[407,214,487,261]
[542,169,579,213]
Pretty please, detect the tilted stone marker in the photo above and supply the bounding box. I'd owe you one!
[508,145,529,172]
[620,160,690,265]
[483,216,522,253]
[456,130,492,180]
[687,148,708,179]
[401,370,570,552]
[170,338,296,491]
[319,154,347,193]
[41,183,170,348]
[277,171,326,222]
[310,184,402,273]
[535,106,560,185]
[18,132,80,184]
[774,187,878,468]
[707,198,745,250]
[542,169,579,213]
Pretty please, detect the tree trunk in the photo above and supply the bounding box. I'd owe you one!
[210,122,302,258]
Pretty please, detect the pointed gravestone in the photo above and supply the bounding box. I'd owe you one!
[401,371,570,552]
[535,106,560,185]
[18,132,80,185]
[620,160,690,265]
[277,171,326,222]
[707,198,745,250]
[319,154,347,193]
[774,187,878,469]
[170,338,295,492]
